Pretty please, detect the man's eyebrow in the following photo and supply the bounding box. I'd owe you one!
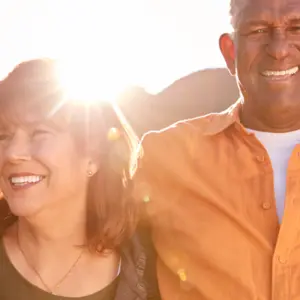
[241,16,300,28]
[241,19,270,27]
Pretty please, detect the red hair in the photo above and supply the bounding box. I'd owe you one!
[0,58,139,252]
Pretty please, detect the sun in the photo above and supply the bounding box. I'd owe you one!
[54,59,130,106]
[17,1,148,105]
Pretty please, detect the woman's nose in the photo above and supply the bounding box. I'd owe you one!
[5,130,31,164]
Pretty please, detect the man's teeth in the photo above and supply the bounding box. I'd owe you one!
[10,176,43,185]
[262,66,299,77]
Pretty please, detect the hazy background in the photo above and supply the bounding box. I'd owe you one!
[0,0,239,135]
[0,0,231,94]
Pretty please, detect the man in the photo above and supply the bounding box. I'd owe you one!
[133,0,300,299]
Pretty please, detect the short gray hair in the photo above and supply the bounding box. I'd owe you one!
[229,0,248,29]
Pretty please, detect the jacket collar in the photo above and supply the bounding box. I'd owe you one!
[196,98,242,136]
[115,235,148,300]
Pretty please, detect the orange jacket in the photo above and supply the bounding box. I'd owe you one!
[134,100,300,300]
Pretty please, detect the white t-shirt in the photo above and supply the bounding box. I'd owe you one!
[247,129,300,223]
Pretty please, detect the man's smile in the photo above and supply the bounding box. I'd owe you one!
[261,66,299,81]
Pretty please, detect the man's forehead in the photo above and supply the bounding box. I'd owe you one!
[232,0,300,27]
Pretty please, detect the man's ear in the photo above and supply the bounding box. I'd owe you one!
[219,33,236,76]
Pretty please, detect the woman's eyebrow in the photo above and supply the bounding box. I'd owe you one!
[288,16,300,24]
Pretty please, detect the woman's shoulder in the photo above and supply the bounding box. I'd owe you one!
[116,224,161,300]
[0,201,16,236]
[0,200,9,218]
[0,201,161,300]
[0,201,13,233]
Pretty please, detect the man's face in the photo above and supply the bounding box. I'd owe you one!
[221,0,300,112]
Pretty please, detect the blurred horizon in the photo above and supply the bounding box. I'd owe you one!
[0,0,231,95]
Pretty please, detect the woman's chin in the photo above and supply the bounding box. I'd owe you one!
[6,198,44,218]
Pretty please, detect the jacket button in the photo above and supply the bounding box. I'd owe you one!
[136,282,146,291]
[278,256,287,264]
[256,155,265,162]
[262,202,271,210]
[177,269,187,282]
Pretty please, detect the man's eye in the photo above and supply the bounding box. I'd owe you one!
[251,28,268,34]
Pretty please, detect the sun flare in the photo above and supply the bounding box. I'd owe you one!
[55,60,128,105]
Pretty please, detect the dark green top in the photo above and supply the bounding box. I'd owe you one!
[0,238,118,300]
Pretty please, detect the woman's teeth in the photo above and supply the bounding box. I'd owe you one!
[10,175,44,186]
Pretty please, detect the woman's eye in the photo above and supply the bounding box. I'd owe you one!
[289,26,300,32]
[32,129,51,137]
[0,133,11,141]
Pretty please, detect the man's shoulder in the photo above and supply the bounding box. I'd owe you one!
[140,111,227,147]
[135,113,223,171]
[135,101,240,173]
[140,99,243,148]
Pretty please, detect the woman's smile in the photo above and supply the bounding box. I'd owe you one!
[8,173,46,191]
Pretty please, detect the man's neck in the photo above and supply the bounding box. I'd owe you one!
[240,101,300,133]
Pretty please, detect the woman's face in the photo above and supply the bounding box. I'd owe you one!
[0,110,92,218]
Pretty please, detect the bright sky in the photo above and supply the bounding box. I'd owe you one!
[0,0,231,97]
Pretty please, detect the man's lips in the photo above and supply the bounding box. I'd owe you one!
[261,66,299,80]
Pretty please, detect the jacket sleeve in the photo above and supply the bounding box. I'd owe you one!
[137,223,161,300]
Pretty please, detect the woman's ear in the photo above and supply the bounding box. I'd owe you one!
[219,33,236,76]
[87,160,98,177]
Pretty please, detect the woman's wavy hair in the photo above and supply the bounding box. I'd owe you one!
[0,58,139,253]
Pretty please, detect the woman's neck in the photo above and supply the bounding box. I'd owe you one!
[19,193,87,246]
[2,204,87,293]
[3,217,119,297]
[6,196,88,270]
[19,212,86,247]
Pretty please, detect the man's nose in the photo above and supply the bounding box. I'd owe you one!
[266,30,290,60]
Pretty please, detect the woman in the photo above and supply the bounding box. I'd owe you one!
[0,58,160,299]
